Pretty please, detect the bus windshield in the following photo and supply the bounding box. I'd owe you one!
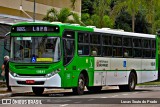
[10,36,61,63]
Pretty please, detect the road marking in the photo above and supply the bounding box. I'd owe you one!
[111,95,118,97]
[101,97,108,98]
[142,91,149,93]
[74,102,81,104]
[122,94,129,96]
[88,99,95,101]
[60,104,69,107]
[132,92,139,94]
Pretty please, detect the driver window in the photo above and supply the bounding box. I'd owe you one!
[63,31,75,66]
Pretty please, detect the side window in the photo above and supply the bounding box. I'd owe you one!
[78,32,89,56]
[133,38,142,57]
[90,33,101,56]
[113,35,122,57]
[63,31,75,66]
[143,39,151,58]
[123,37,132,57]
[102,34,112,56]
[152,40,156,58]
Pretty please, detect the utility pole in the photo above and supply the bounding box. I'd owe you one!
[33,0,36,22]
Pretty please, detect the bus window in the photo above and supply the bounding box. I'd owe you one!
[78,45,89,55]
[133,48,142,57]
[123,48,132,57]
[78,33,89,43]
[143,39,151,48]
[113,47,122,57]
[123,37,132,47]
[152,40,156,49]
[143,49,151,58]
[90,33,100,44]
[102,46,112,56]
[113,36,122,46]
[78,32,90,56]
[133,38,141,47]
[63,31,75,65]
[102,34,112,45]
[90,45,101,56]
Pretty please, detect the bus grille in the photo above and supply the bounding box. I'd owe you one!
[15,65,49,69]
[17,74,46,76]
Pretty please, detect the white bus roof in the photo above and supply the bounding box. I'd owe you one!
[94,28,155,39]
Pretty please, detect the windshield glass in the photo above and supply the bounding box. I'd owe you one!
[10,36,61,63]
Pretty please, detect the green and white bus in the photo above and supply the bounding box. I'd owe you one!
[7,22,158,95]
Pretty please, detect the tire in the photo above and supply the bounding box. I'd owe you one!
[72,74,85,95]
[119,72,136,91]
[32,87,44,96]
[87,86,102,93]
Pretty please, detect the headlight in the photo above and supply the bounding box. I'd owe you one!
[10,72,19,77]
[45,69,60,78]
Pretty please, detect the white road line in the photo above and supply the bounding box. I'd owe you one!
[122,94,129,96]
[111,95,118,97]
[132,92,139,94]
[88,99,95,101]
[142,91,149,93]
[60,104,69,107]
[74,102,81,104]
[101,97,108,98]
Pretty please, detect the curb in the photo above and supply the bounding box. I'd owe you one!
[0,93,12,99]
[137,85,160,88]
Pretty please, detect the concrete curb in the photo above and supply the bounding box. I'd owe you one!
[137,85,160,88]
[0,93,12,99]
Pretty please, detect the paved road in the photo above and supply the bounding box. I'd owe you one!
[0,86,160,107]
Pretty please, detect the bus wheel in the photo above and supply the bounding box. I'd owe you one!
[87,86,102,92]
[32,87,44,96]
[119,72,136,91]
[72,74,85,95]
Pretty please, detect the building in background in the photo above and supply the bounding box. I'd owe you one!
[0,0,81,79]
[0,0,81,23]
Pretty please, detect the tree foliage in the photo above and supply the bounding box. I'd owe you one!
[43,8,83,25]
[43,0,160,34]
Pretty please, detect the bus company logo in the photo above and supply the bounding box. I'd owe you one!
[36,70,45,74]
[96,60,108,67]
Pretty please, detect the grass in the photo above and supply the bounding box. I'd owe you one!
[137,80,160,86]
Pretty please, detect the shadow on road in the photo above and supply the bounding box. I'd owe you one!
[11,88,153,97]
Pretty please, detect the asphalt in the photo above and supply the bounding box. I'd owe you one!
[0,80,72,98]
[0,80,160,99]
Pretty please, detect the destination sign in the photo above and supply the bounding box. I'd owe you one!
[11,25,60,32]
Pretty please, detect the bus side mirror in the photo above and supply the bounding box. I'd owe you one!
[4,32,11,52]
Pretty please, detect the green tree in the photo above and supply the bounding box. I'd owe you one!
[143,0,160,34]
[43,8,83,25]
[93,0,112,28]
[111,0,141,32]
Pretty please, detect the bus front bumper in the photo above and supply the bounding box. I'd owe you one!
[9,73,61,87]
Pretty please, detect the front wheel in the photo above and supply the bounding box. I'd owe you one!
[32,87,44,96]
[72,74,85,95]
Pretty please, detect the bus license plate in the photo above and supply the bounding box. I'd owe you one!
[26,80,35,84]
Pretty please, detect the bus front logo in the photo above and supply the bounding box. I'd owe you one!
[36,70,45,74]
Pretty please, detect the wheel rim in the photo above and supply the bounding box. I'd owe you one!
[79,78,84,90]
[130,77,135,89]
